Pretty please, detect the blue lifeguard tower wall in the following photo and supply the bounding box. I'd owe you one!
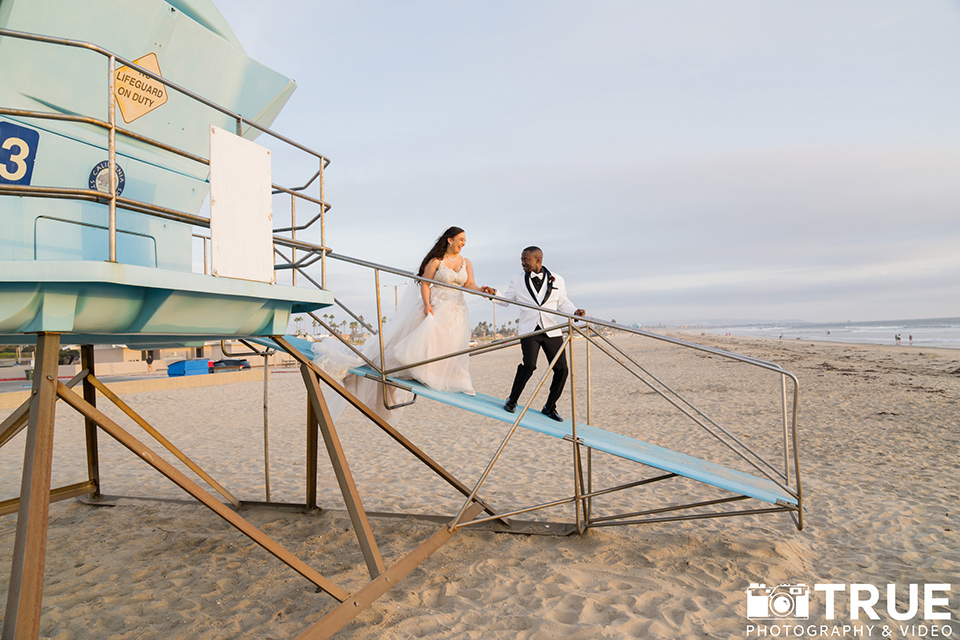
[0,0,297,271]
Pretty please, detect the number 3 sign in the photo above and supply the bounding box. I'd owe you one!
[0,121,40,185]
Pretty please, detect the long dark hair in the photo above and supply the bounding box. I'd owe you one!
[418,226,464,276]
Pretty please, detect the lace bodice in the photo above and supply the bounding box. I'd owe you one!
[434,262,468,286]
[430,262,467,308]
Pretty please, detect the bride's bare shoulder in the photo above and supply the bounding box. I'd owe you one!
[422,257,441,277]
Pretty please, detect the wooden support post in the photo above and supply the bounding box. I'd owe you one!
[80,345,101,500]
[306,394,319,512]
[300,364,386,579]
[3,332,60,640]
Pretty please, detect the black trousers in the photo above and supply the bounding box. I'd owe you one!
[508,333,568,412]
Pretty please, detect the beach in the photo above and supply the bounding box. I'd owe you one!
[1,333,957,639]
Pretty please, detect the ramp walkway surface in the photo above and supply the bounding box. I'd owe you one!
[273,335,798,507]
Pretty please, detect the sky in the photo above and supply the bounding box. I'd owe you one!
[212,0,960,327]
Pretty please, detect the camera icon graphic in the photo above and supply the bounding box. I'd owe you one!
[745,583,810,619]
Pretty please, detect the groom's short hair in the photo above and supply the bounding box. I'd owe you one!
[522,245,542,255]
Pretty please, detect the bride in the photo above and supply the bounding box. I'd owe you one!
[312,226,486,424]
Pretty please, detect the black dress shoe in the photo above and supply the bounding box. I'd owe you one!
[503,399,517,413]
[541,408,563,422]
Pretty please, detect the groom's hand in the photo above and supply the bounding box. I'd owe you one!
[574,309,586,317]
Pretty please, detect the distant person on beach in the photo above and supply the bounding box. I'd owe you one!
[312,226,490,423]
[895,333,901,345]
[482,246,585,422]
[909,334,913,345]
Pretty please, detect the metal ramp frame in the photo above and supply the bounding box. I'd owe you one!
[267,333,801,537]
[347,367,798,508]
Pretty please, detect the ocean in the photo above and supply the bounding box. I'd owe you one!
[694,317,960,350]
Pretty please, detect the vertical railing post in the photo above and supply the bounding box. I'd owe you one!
[374,269,388,408]
[781,374,789,484]
[568,319,585,533]
[291,194,297,286]
[320,159,327,290]
[585,323,593,524]
[790,380,803,530]
[263,350,271,502]
[107,55,117,263]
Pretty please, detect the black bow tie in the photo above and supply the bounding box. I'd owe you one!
[531,275,543,289]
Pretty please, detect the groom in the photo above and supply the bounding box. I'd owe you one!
[483,246,585,422]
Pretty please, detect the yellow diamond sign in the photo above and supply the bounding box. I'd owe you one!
[114,53,168,123]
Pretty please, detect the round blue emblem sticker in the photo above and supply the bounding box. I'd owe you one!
[88,160,125,196]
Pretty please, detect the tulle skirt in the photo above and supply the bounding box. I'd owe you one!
[311,281,473,425]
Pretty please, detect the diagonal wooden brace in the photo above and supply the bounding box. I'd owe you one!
[85,373,241,507]
[0,369,88,450]
[54,381,349,602]
[294,502,486,640]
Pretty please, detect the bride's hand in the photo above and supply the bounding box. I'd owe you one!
[424,304,434,316]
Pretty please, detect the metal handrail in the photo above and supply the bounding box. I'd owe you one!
[327,250,795,377]
[0,28,331,163]
[0,27,331,261]
[309,249,801,528]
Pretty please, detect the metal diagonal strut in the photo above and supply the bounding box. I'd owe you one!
[450,331,574,531]
[572,324,796,497]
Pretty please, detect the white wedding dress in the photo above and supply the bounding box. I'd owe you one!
[311,261,474,424]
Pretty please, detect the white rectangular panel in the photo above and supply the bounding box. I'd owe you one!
[209,125,275,283]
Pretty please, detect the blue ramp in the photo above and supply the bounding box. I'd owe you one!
[270,336,797,507]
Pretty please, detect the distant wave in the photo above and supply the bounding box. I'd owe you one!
[695,317,960,349]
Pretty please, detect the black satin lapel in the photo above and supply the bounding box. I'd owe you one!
[524,271,540,305]
[542,267,553,305]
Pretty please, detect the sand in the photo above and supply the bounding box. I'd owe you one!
[1,333,957,639]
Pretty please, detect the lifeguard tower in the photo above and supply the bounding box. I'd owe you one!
[1,2,803,638]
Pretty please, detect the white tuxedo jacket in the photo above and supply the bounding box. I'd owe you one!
[495,268,578,338]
